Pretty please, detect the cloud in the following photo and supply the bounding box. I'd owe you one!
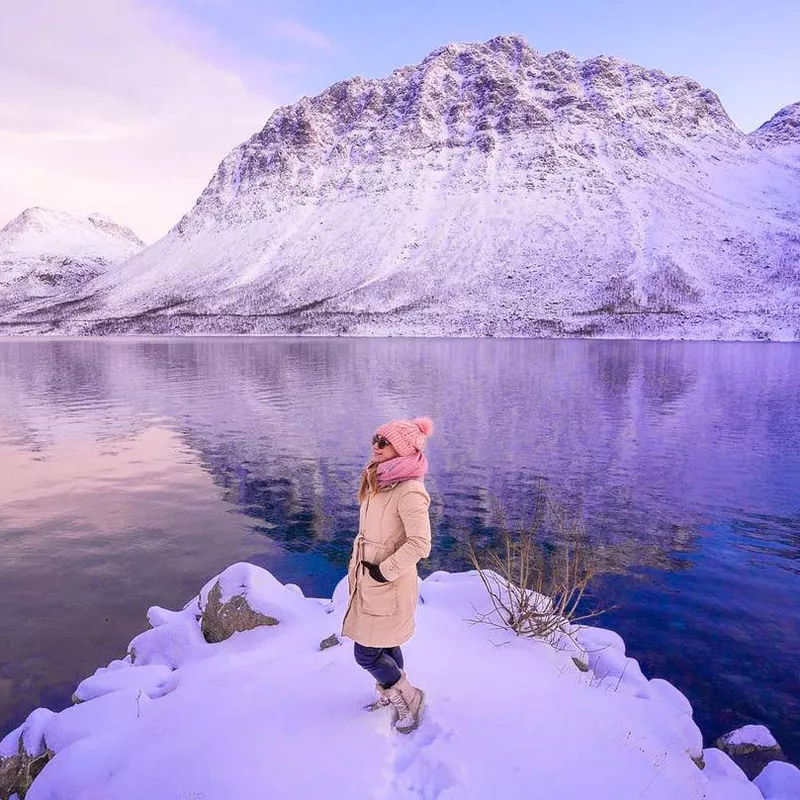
[0,0,282,242]
[271,19,334,52]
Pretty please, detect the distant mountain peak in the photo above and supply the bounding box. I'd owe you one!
[1,207,144,251]
[0,208,144,312]
[750,102,800,147]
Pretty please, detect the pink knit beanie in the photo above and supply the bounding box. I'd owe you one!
[375,416,434,457]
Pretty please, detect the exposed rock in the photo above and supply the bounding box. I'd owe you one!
[690,754,705,770]
[716,725,787,780]
[750,102,800,148]
[551,629,589,671]
[319,634,341,651]
[0,746,51,800]
[0,709,55,800]
[200,580,279,644]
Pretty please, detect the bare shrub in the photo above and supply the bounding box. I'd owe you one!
[467,485,608,645]
[596,272,639,313]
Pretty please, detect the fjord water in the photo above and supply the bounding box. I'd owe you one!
[0,338,798,759]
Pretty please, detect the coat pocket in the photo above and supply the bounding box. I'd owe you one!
[358,539,397,616]
[360,577,398,617]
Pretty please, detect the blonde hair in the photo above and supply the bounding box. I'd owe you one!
[357,463,380,504]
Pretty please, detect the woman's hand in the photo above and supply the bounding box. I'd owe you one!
[361,561,389,583]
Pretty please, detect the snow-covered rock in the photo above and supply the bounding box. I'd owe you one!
[582,636,652,697]
[2,565,778,799]
[18,35,797,339]
[328,574,351,615]
[73,664,176,703]
[720,725,780,750]
[146,603,199,629]
[575,624,626,657]
[647,677,694,717]
[0,207,143,318]
[551,629,590,671]
[0,709,54,761]
[704,747,751,782]
[197,561,314,643]
[754,760,800,799]
[0,707,57,800]
[43,689,147,755]
[127,620,208,669]
[701,748,764,799]
[716,724,788,780]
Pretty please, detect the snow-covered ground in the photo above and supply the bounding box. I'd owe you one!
[3,563,794,799]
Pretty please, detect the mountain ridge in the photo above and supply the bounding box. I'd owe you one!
[2,36,799,339]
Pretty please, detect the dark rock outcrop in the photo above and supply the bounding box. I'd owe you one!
[715,725,788,780]
[200,580,279,644]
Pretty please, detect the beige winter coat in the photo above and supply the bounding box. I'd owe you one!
[341,480,432,648]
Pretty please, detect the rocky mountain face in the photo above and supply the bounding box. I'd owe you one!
[5,36,800,338]
[750,102,800,149]
[0,208,143,319]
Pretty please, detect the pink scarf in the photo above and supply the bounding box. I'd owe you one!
[375,452,428,487]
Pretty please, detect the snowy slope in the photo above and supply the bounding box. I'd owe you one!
[11,36,800,338]
[0,208,143,316]
[0,564,773,799]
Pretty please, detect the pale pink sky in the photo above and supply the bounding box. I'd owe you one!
[0,0,321,243]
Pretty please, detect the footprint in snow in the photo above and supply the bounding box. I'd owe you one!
[389,704,464,800]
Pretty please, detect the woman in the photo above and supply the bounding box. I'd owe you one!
[341,416,434,734]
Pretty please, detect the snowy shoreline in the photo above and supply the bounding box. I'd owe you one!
[1,563,797,799]
[1,318,799,340]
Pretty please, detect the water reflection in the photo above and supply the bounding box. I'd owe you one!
[0,338,798,759]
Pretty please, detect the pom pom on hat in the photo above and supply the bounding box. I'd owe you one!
[413,417,434,436]
[376,416,434,457]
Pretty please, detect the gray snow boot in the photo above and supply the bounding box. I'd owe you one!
[363,682,392,713]
[385,673,425,734]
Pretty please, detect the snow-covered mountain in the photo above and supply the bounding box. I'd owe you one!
[0,208,143,317]
[9,36,800,338]
[750,102,800,149]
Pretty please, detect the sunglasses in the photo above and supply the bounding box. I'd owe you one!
[372,435,390,449]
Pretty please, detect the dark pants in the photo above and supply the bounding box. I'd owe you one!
[353,643,404,689]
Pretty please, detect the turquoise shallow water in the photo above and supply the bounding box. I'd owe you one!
[0,337,798,759]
